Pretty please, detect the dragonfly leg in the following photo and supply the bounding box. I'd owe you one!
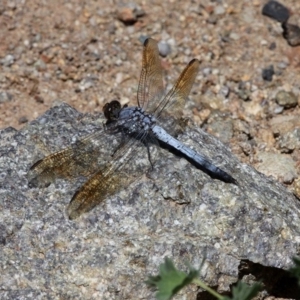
[111,134,127,157]
[145,143,154,169]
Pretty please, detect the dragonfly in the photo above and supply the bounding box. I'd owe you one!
[27,38,236,220]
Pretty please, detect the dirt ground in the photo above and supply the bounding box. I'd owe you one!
[1,1,300,189]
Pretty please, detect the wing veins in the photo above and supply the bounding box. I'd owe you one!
[137,38,164,111]
[67,127,151,219]
[154,59,200,120]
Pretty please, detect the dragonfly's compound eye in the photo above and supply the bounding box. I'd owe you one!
[103,100,122,121]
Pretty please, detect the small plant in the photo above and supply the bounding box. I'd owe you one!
[289,256,300,285]
[146,257,262,300]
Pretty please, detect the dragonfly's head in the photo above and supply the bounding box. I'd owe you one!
[103,100,122,122]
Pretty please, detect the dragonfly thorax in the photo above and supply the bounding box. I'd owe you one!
[118,106,156,133]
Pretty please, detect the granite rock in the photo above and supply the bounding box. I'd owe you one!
[1,103,300,299]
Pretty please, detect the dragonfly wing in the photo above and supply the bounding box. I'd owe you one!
[154,59,200,131]
[66,130,152,219]
[27,127,117,188]
[137,38,164,111]
[67,165,132,220]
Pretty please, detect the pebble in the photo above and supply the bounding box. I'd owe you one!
[158,40,171,57]
[18,116,28,124]
[115,72,123,84]
[237,81,251,101]
[255,152,297,184]
[212,68,219,75]
[273,105,284,114]
[34,95,44,103]
[277,61,288,69]
[107,23,116,35]
[207,15,218,25]
[34,59,47,71]
[214,5,225,15]
[139,35,148,44]
[201,94,224,111]
[1,54,15,66]
[0,91,13,103]
[237,89,251,101]
[116,3,145,25]
[219,86,230,98]
[277,128,300,152]
[201,67,212,76]
[269,42,276,50]
[117,7,137,24]
[243,101,263,116]
[229,32,240,41]
[262,0,290,23]
[262,65,274,81]
[78,77,96,91]
[275,90,298,108]
[282,21,300,47]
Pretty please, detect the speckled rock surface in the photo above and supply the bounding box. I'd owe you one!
[1,103,300,299]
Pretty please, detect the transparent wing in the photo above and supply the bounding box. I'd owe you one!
[66,129,152,220]
[154,58,200,123]
[27,128,110,188]
[137,38,164,111]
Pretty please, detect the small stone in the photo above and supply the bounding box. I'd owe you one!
[269,42,276,50]
[261,40,268,46]
[1,54,14,66]
[229,32,240,41]
[255,152,297,184]
[201,67,212,76]
[34,95,44,103]
[282,21,300,47]
[277,61,288,69]
[262,0,290,23]
[273,105,284,114]
[139,35,148,45]
[214,5,225,15]
[158,41,171,57]
[117,7,137,24]
[107,23,116,34]
[0,91,13,103]
[277,128,300,152]
[207,15,218,25]
[78,77,96,92]
[116,3,144,25]
[34,59,47,71]
[262,65,274,81]
[134,7,145,18]
[18,116,28,124]
[115,72,123,84]
[201,95,223,110]
[219,86,230,98]
[237,81,251,101]
[275,90,298,108]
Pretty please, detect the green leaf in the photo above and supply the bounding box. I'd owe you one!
[223,281,262,300]
[146,257,199,300]
[289,256,300,285]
